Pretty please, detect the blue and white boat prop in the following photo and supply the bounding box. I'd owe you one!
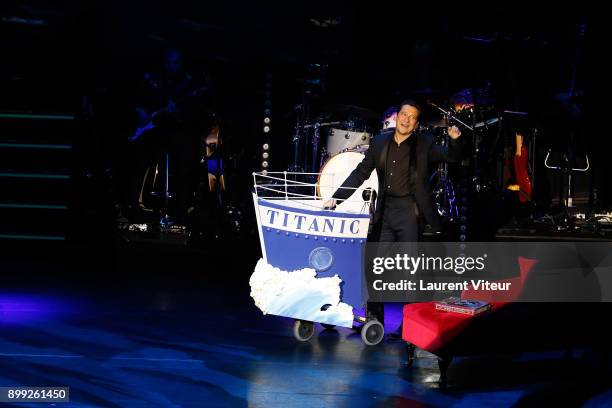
[250,166,377,329]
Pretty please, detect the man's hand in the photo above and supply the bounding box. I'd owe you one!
[448,125,461,140]
[323,198,337,210]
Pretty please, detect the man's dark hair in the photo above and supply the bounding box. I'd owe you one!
[399,98,422,115]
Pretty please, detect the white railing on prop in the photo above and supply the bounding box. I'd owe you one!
[252,171,375,215]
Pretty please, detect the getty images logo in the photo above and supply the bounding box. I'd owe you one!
[372,253,488,275]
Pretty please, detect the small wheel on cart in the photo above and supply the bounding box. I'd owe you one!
[361,319,384,346]
[320,323,336,330]
[293,320,315,341]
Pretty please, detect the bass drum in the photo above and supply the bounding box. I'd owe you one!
[326,127,371,157]
[317,151,378,213]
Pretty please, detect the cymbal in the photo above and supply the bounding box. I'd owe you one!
[503,110,529,116]
[423,117,450,128]
[450,87,496,109]
[302,121,345,129]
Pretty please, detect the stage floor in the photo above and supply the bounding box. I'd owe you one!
[1,240,611,407]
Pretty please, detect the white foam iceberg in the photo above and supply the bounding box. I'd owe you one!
[249,258,354,328]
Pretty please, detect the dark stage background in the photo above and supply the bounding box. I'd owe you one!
[2,4,612,407]
[0,2,601,243]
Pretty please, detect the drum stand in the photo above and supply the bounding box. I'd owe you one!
[545,148,590,209]
[542,24,589,229]
[142,152,175,228]
[428,102,474,132]
[303,120,343,174]
[290,104,304,172]
[429,127,459,221]
[311,123,321,173]
[159,153,174,228]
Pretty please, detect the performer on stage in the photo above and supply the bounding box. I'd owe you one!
[121,49,213,225]
[324,99,462,324]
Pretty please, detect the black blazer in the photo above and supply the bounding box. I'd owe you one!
[332,128,461,228]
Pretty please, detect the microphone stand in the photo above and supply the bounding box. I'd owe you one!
[290,104,304,172]
[427,102,474,131]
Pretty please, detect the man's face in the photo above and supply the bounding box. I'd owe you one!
[396,105,419,136]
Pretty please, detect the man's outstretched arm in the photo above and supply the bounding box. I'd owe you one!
[328,147,377,204]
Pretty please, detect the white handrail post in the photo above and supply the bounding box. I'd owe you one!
[252,172,257,198]
[283,171,288,200]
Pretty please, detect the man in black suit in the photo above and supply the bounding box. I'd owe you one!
[324,99,462,323]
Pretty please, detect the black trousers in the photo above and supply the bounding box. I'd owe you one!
[378,196,418,242]
[367,195,418,324]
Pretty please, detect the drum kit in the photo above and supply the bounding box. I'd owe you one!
[288,104,379,212]
[288,84,508,219]
[289,104,378,172]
